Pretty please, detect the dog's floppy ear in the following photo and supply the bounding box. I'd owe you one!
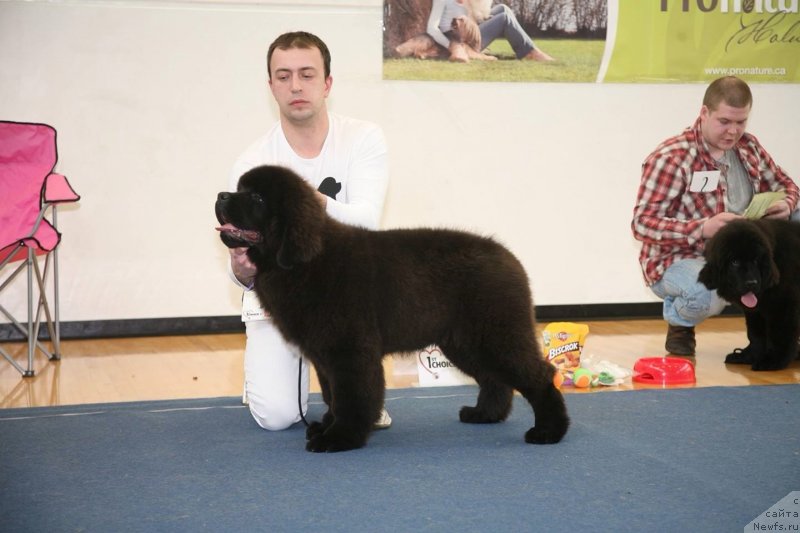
[752,223,780,289]
[698,237,719,290]
[759,247,780,289]
[275,174,325,269]
[697,261,718,290]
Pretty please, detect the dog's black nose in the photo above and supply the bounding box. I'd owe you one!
[745,279,759,289]
[218,192,231,201]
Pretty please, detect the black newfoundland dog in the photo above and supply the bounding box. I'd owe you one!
[216,165,569,452]
[698,219,800,371]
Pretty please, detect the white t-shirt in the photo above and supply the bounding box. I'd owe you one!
[228,113,389,314]
[229,112,389,229]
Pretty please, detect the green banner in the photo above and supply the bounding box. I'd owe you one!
[601,0,800,82]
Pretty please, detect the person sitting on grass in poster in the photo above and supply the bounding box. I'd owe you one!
[427,0,556,63]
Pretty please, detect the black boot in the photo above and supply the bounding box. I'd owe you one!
[665,325,696,356]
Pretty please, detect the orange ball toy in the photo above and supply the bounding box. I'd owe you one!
[573,368,592,388]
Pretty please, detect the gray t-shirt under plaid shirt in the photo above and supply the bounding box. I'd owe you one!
[721,149,753,214]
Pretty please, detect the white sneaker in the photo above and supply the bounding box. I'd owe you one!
[374,407,392,430]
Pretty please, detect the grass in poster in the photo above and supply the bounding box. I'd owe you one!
[383,39,605,83]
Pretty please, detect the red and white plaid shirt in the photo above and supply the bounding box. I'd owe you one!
[632,117,799,286]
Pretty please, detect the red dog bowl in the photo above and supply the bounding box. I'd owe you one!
[633,357,696,385]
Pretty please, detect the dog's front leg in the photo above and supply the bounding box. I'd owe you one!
[306,369,334,441]
[305,355,384,453]
[726,312,767,365]
[754,309,800,371]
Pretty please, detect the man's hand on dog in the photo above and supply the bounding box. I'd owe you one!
[702,212,743,239]
[703,200,792,240]
[230,247,257,288]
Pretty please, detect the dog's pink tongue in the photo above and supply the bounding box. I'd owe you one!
[741,292,758,308]
[215,224,263,244]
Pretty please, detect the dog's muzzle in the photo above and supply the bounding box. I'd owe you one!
[215,192,263,246]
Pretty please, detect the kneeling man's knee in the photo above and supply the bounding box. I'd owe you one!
[676,285,726,322]
[248,399,301,431]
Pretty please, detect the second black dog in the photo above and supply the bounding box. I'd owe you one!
[699,219,800,370]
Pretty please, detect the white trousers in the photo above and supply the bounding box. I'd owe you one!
[243,318,310,431]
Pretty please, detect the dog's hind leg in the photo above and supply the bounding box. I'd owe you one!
[459,375,513,423]
[443,338,568,441]
[518,375,570,444]
[461,379,513,423]
[438,344,513,423]
[493,348,569,444]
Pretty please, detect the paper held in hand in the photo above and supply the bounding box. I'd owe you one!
[743,191,786,220]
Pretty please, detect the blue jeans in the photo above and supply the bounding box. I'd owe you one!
[479,4,535,58]
[650,258,728,327]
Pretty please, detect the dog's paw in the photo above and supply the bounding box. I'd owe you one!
[725,347,754,365]
[459,406,503,424]
[751,352,793,371]
[524,425,565,445]
[305,433,366,453]
[305,421,325,441]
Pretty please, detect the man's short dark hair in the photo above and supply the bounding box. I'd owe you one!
[267,31,331,79]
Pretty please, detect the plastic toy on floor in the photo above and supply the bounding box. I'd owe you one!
[572,368,593,388]
[580,355,632,387]
[633,357,696,385]
[568,368,623,389]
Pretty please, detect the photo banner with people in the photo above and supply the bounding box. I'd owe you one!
[382,0,799,83]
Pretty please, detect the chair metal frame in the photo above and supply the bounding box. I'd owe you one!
[0,204,64,377]
[0,121,78,377]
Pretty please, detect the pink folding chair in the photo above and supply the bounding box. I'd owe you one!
[0,121,80,376]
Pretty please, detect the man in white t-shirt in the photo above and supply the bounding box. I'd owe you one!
[228,31,390,431]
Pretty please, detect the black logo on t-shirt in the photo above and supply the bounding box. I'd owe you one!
[317,177,341,200]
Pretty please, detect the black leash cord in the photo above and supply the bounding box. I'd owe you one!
[298,357,310,427]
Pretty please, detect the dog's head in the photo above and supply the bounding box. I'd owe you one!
[698,220,780,309]
[451,16,481,50]
[215,165,325,269]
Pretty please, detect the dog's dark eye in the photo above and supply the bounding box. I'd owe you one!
[731,259,741,267]
[250,193,264,204]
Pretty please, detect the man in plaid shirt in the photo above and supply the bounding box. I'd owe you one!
[632,76,799,356]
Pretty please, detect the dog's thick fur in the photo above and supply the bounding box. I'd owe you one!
[699,219,800,370]
[216,165,569,452]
